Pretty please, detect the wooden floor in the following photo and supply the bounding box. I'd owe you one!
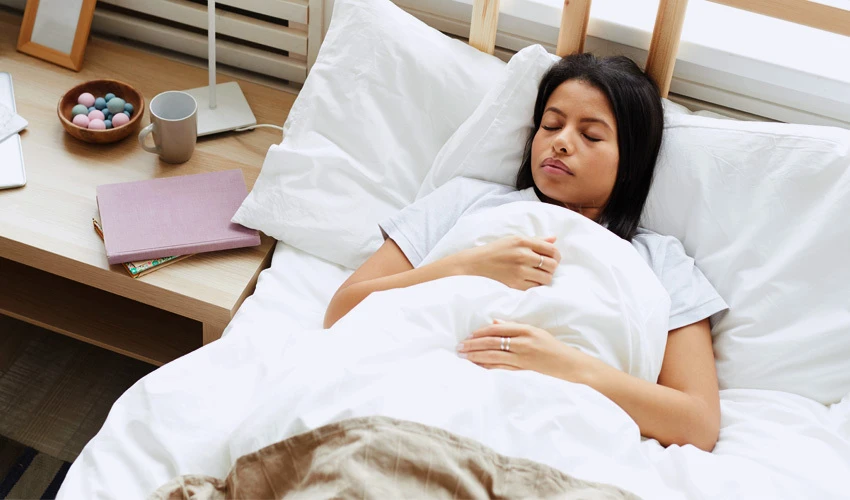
[0,315,155,463]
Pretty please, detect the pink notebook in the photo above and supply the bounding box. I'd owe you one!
[96,169,261,265]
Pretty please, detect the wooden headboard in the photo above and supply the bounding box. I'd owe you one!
[468,0,850,98]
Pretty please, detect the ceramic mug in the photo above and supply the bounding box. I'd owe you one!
[138,91,198,164]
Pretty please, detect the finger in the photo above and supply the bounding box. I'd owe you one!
[528,254,557,275]
[463,350,516,366]
[527,238,558,259]
[458,335,522,353]
[543,236,557,243]
[476,363,519,371]
[457,336,503,353]
[521,279,543,291]
[526,268,552,286]
[470,322,529,339]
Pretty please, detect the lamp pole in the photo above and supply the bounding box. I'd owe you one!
[208,0,216,109]
[182,0,256,136]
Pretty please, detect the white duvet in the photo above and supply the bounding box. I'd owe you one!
[58,205,850,499]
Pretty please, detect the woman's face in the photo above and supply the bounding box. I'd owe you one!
[530,79,619,221]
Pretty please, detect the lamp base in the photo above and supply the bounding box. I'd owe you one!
[183,81,256,137]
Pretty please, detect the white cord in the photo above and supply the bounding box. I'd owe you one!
[234,123,284,132]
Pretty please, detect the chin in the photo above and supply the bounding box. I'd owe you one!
[531,171,567,206]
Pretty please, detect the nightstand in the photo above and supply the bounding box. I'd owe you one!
[0,11,296,366]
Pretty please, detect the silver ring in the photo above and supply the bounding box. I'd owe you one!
[506,337,511,352]
[500,337,506,351]
[535,255,544,269]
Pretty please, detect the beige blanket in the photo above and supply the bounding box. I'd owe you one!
[150,416,639,500]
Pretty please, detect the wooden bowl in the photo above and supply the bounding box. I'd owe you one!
[58,79,145,144]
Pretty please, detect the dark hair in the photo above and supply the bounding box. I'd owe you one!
[516,53,664,241]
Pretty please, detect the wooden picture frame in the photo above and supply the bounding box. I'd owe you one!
[16,0,98,71]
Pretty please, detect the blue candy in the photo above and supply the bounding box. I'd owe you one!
[105,93,116,102]
[104,119,113,129]
[88,106,96,113]
[124,103,134,113]
[94,97,107,110]
[123,111,131,117]
[105,112,113,120]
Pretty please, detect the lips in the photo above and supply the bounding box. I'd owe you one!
[541,158,574,175]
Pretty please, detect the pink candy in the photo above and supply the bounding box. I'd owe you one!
[88,119,106,130]
[72,114,90,127]
[78,92,95,107]
[88,109,105,121]
[112,112,130,127]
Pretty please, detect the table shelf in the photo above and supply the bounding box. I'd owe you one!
[0,258,200,366]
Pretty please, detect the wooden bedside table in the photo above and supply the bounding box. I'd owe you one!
[0,12,297,366]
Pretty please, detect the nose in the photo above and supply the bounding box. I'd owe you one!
[553,130,575,156]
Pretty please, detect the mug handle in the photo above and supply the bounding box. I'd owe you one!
[138,123,161,155]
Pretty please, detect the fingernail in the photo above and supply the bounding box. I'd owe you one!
[457,352,467,359]
[494,319,504,324]
[456,343,464,351]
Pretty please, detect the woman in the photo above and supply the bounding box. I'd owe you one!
[324,54,728,452]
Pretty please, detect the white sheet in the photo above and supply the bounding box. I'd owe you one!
[58,241,850,499]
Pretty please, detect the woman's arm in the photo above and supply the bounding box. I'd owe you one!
[324,236,562,329]
[576,319,720,451]
[460,318,721,451]
[323,239,457,328]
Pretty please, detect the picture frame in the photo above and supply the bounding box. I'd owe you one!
[16,0,98,72]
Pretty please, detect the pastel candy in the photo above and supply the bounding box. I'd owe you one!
[124,103,134,113]
[112,112,129,127]
[71,104,88,117]
[77,92,95,107]
[72,114,90,127]
[88,119,106,130]
[104,119,113,129]
[105,93,116,102]
[123,111,131,117]
[107,97,125,114]
[88,106,96,113]
[88,109,105,121]
[95,97,107,110]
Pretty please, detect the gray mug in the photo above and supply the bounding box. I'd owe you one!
[138,91,198,164]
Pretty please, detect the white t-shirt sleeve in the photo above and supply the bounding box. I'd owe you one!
[378,177,498,267]
[632,230,729,331]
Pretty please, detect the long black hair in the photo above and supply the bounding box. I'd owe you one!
[516,53,664,241]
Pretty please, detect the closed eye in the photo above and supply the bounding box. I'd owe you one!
[541,125,558,131]
[583,134,601,142]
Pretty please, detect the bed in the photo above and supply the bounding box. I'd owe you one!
[58,0,850,498]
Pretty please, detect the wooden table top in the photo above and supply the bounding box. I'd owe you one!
[0,11,297,327]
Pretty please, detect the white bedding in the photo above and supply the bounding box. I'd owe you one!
[58,240,850,499]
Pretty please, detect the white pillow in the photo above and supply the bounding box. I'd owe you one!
[417,45,557,198]
[417,44,685,198]
[643,114,850,405]
[232,0,504,269]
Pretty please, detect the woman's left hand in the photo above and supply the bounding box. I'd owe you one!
[457,319,590,382]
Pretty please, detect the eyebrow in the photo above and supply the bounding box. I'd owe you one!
[544,106,613,131]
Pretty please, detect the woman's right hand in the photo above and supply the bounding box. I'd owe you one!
[451,235,562,291]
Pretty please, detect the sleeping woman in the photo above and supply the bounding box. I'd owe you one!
[324,53,728,452]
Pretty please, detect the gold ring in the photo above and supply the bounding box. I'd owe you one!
[535,255,544,269]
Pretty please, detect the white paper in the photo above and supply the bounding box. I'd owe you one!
[30,0,83,54]
[0,102,27,144]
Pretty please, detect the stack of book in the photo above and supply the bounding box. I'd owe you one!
[95,169,261,278]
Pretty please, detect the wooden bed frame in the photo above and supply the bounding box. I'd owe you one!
[468,0,850,98]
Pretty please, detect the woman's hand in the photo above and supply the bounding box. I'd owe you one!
[456,319,589,381]
[451,236,562,291]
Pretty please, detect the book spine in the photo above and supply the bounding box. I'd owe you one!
[106,234,261,265]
